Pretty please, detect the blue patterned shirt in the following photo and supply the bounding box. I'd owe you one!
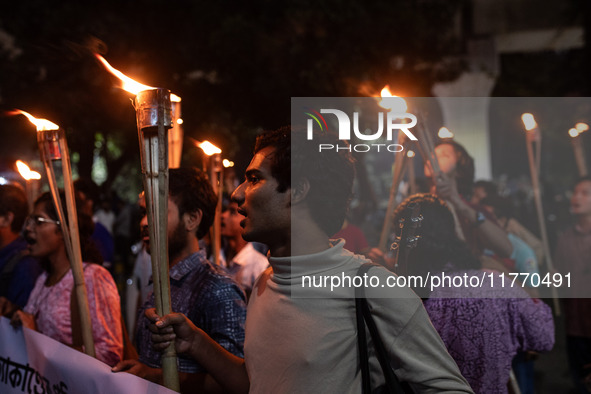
[136,250,246,373]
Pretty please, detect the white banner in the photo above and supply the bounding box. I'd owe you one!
[0,317,176,394]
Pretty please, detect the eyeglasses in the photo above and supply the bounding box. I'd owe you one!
[26,215,60,227]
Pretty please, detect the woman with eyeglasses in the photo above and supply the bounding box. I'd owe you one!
[11,191,123,367]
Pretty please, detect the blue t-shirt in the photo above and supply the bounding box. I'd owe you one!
[0,236,43,308]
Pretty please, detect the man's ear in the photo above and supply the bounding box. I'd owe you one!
[184,210,203,233]
[291,178,310,204]
[0,212,14,228]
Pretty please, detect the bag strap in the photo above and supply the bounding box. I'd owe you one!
[355,263,412,394]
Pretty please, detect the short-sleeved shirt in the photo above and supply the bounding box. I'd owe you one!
[136,250,246,373]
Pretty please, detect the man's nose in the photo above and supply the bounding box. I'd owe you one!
[231,182,246,205]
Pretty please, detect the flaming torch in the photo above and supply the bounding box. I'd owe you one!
[15,160,41,212]
[377,86,409,251]
[521,113,560,314]
[569,124,588,177]
[95,54,183,168]
[195,140,223,266]
[96,55,179,390]
[13,110,96,357]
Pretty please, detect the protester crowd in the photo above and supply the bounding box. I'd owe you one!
[1,126,590,393]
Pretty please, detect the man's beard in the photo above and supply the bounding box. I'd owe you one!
[168,221,188,262]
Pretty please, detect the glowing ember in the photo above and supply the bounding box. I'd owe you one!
[575,123,589,133]
[198,141,222,156]
[438,127,454,139]
[16,160,41,180]
[378,86,407,113]
[11,109,59,131]
[569,128,580,138]
[521,113,537,131]
[406,150,415,158]
[222,159,234,168]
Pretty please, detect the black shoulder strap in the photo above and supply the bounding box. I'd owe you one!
[356,263,412,394]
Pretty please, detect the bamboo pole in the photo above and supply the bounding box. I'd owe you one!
[38,128,95,357]
[571,133,589,177]
[135,88,179,391]
[414,117,465,241]
[524,126,561,315]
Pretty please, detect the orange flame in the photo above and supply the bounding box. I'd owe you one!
[16,160,41,180]
[521,113,537,131]
[12,110,59,131]
[95,54,181,101]
[575,123,589,133]
[222,159,234,168]
[198,140,222,156]
[378,86,407,113]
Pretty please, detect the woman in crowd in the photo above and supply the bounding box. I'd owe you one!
[11,191,123,367]
[392,194,554,394]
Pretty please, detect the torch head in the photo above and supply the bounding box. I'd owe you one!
[135,88,173,130]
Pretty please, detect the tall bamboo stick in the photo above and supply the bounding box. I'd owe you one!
[523,123,561,315]
[135,89,179,391]
[38,128,95,357]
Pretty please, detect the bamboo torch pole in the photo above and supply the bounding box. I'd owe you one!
[569,128,589,177]
[521,113,560,314]
[135,89,180,391]
[16,111,96,357]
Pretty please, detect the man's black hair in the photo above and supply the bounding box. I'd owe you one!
[169,167,217,239]
[574,176,591,188]
[254,126,356,235]
[0,184,28,233]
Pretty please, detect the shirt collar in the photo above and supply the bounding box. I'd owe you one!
[169,249,208,281]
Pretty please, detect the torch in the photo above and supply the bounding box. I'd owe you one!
[95,54,184,169]
[95,54,180,390]
[377,86,409,251]
[569,123,588,177]
[15,160,41,212]
[194,140,223,266]
[14,110,96,358]
[521,113,560,314]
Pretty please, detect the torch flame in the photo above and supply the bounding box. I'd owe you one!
[575,123,589,133]
[378,86,407,113]
[12,110,59,131]
[438,127,454,139]
[521,113,537,131]
[222,159,235,168]
[16,160,41,180]
[198,141,222,156]
[569,128,580,138]
[95,54,182,101]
